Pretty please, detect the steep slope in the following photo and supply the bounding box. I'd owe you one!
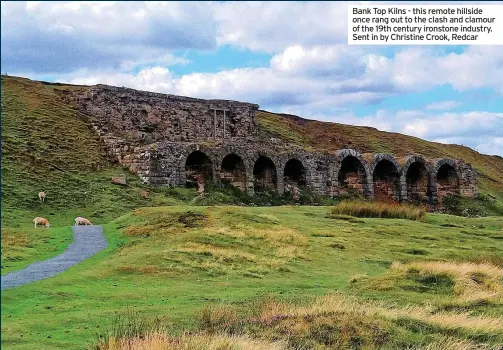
[1,76,164,227]
[257,110,503,203]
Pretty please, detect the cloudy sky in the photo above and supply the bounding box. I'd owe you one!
[2,1,502,156]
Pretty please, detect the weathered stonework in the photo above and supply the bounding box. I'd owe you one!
[76,84,259,144]
[66,85,478,203]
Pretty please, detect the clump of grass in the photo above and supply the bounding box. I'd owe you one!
[392,261,503,303]
[406,248,428,255]
[329,214,355,221]
[441,223,462,228]
[95,309,166,349]
[198,304,239,333]
[96,332,285,350]
[329,243,346,250]
[176,243,258,263]
[416,336,498,350]
[331,201,426,221]
[177,211,207,228]
[467,255,503,268]
[95,307,284,350]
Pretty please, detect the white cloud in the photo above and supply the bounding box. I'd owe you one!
[270,45,367,79]
[335,109,503,155]
[1,1,216,74]
[65,66,177,93]
[386,47,503,94]
[214,2,349,52]
[471,137,503,156]
[58,42,503,115]
[213,1,503,52]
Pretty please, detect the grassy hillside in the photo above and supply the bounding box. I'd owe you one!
[1,75,186,271]
[2,206,502,349]
[0,75,174,228]
[2,74,502,211]
[257,111,503,204]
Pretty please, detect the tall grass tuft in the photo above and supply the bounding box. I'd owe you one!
[331,200,426,221]
[94,309,166,350]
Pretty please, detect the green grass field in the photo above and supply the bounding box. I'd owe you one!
[2,75,503,349]
[2,205,503,349]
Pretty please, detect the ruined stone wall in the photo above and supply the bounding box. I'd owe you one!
[136,140,330,196]
[69,85,477,202]
[92,123,478,202]
[457,162,478,198]
[73,85,259,144]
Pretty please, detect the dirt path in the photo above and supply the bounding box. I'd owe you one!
[1,225,107,290]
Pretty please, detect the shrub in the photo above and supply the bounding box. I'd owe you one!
[330,201,426,221]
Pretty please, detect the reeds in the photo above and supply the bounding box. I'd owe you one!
[331,200,426,220]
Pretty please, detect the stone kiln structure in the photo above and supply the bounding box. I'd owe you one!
[67,84,477,203]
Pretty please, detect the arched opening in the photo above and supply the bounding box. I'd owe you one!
[284,159,306,186]
[337,156,367,196]
[373,159,400,202]
[406,162,430,202]
[436,164,459,200]
[220,153,246,191]
[284,158,306,198]
[185,151,213,187]
[253,156,277,193]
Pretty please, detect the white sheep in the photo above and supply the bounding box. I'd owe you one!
[75,217,93,226]
[33,217,50,228]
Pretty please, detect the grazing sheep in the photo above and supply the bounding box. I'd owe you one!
[33,217,50,228]
[75,217,93,226]
[38,191,46,202]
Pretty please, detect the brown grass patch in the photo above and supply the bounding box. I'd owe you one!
[276,245,306,259]
[98,332,286,350]
[255,293,503,334]
[204,225,308,246]
[1,229,30,247]
[331,201,426,221]
[176,243,257,263]
[392,261,503,302]
[416,336,498,350]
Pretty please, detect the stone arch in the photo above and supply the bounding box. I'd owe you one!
[253,155,278,193]
[283,158,306,186]
[370,154,401,202]
[433,158,460,200]
[401,155,432,203]
[337,152,368,197]
[178,145,216,187]
[220,153,247,191]
[184,150,213,187]
[333,149,371,198]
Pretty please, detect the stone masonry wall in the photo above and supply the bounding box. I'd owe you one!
[66,85,477,202]
[73,85,259,144]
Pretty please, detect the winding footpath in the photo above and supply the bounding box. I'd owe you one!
[1,225,108,290]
